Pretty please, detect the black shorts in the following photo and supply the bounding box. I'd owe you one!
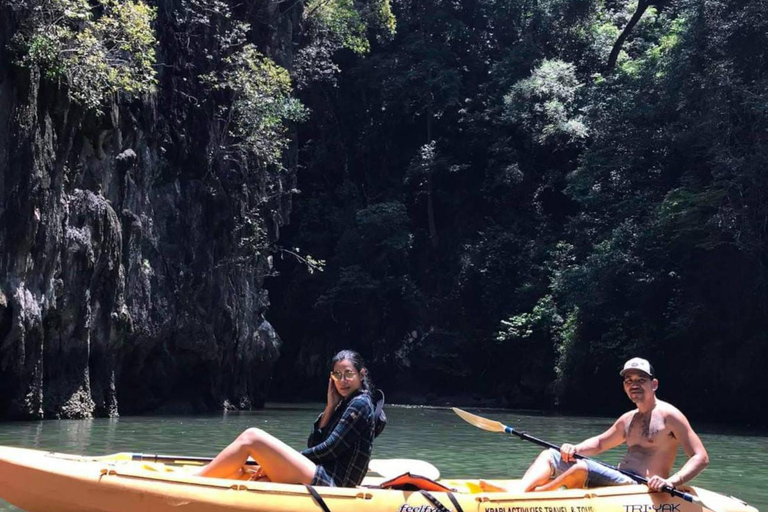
[311,465,336,487]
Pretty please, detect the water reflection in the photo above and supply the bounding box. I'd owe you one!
[1,406,766,512]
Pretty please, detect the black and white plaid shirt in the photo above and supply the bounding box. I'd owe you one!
[301,390,375,487]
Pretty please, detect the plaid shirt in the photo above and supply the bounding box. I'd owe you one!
[301,390,375,487]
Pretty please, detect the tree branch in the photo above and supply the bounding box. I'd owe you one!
[606,0,653,72]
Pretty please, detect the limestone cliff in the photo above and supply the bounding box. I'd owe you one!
[0,0,299,419]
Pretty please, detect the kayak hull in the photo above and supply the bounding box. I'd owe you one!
[0,446,759,512]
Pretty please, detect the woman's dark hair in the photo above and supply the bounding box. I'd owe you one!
[331,349,372,391]
[331,349,387,437]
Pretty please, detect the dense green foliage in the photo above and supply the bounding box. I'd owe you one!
[201,44,308,166]
[10,0,158,109]
[5,0,765,421]
[270,0,768,422]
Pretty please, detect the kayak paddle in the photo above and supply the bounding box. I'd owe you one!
[452,407,720,510]
[100,452,439,479]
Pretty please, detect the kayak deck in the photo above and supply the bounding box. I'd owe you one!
[0,446,759,512]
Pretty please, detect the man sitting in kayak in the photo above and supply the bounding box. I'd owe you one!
[195,349,385,487]
[516,357,709,492]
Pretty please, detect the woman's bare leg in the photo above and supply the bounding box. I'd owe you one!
[195,428,316,484]
[521,450,555,491]
[534,462,587,491]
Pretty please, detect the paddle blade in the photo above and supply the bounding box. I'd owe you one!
[368,459,440,480]
[452,408,507,433]
[687,486,757,512]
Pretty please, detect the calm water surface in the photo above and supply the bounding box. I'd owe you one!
[0,405,765,511]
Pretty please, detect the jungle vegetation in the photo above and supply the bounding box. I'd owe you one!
[5,0,767,422]
[270,0,768,422]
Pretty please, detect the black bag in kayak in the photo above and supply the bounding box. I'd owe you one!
[372,389,387,438]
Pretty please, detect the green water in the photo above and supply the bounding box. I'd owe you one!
[0,405,765,511]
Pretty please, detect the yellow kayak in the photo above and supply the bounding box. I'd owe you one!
[0,446,758,512]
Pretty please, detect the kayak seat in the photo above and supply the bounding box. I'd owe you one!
[377,472,456,492]
[377,475,465,512]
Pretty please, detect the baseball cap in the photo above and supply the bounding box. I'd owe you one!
[619,357,654,378]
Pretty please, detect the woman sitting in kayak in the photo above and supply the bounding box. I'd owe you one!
[196,349,384,487]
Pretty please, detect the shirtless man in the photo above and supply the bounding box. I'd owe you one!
[520,357,709,492]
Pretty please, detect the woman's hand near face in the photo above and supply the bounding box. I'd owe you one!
[327,377,342,409]
[319,378,342,429]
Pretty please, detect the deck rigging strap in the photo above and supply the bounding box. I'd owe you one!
[418,490,465,512]
[304,484,333,512]
[445,491,464,512]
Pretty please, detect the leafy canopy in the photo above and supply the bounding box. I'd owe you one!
[304,0,397,55]
[201,44,308,166]
[11,0,158,110]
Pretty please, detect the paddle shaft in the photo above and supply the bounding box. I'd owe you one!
[130,453,257,465]
[501,426,697,504]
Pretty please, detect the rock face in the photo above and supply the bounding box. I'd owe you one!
[0,0,297,419]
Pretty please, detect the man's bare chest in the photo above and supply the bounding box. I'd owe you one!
[625,411,676,447]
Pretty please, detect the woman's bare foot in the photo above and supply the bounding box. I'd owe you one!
[480,480,507,492]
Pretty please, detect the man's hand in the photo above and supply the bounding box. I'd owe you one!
[560,443,578,463]
[646,470,678,491]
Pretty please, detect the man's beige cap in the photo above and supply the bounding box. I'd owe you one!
[619,357,654,378]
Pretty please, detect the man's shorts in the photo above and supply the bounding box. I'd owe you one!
[547,448,638,488]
